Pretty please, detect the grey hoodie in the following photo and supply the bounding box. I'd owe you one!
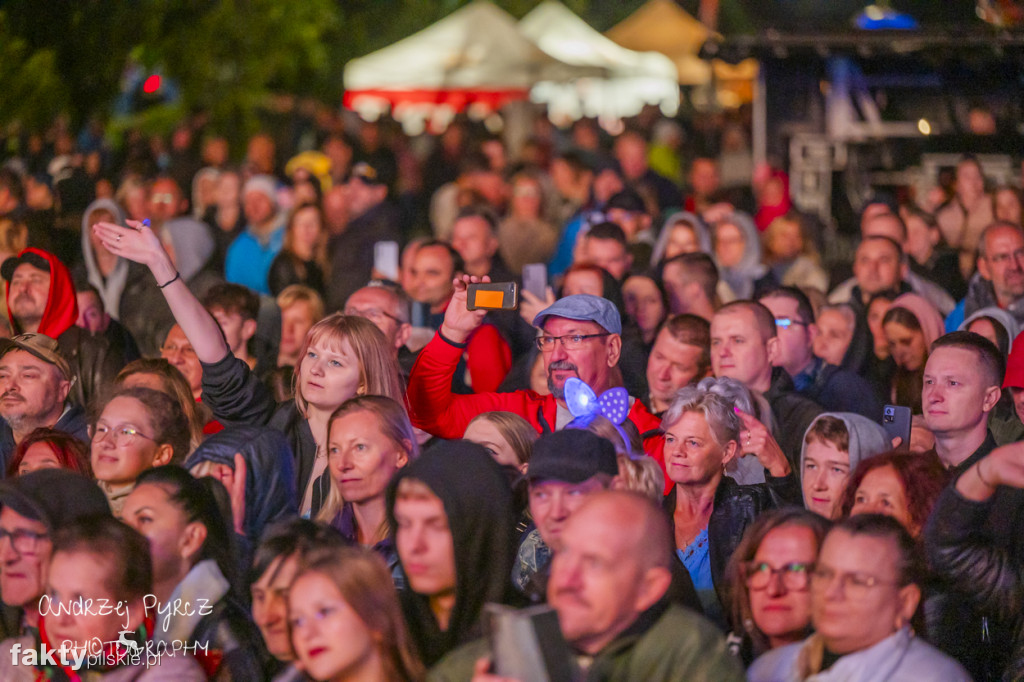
[651,210,711,265]
[712,211,766,300]
[799,411,891,504]
[81,198,130,320]
[960,305,1022,354]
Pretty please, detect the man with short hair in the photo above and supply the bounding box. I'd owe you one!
[449,207,513,281]
[661,253,718,320]
[408,289,662,451]
[922,331,1004,472]
[3,248,120,407]
[276,284,324,368]
[646,314,711,415]
[203,282,260,370]
[432,491,744,681]
[711,301,823,468]
[578,221,633,281]
[226,174,285,296]
[0,469,112,640]
[513,430,618,600]
[389,441,516,668]
[345,282,415,378]
[614,130,682,214]
[405,245,511,393]
[964,221,1024,325]
[0,334,87,471]
[326,161,402,312]
[759,287,883,420]
[828,233,954,317]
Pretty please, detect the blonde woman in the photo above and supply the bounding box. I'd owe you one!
[316,396,417,585]
[91,217,404,519]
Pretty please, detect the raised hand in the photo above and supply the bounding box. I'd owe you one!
[92,219,170,271]
[214,453,248,536]
[440,274,491,344]
[735,408,791,478]
[519,286,556,327]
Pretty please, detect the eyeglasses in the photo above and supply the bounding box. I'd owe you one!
[0,527,49,555]
[161,343,196,358]
[536,333,610,352]
[151,192,176,205]
[744,561,813,591]
[345,306,403,325]
[810,566,900,595]
[91,424,157,447]
[775,317,808,330]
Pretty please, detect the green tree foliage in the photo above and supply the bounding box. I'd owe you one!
[0,0,651,141]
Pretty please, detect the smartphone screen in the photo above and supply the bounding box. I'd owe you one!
[373,241,399,281]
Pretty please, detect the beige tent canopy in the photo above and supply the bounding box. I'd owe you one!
[605,0,758,89]
[343,0,602,133]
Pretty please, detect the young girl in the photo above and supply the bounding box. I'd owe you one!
[289,546,424,682]
[90,386,190,515]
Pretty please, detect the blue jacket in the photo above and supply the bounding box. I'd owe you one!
[225,225,285,295]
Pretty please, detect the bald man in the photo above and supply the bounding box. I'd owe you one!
[430,491,743,681]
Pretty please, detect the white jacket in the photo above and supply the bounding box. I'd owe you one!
[747,627,971,682]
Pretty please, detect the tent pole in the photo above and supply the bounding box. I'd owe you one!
[753,64,767,168]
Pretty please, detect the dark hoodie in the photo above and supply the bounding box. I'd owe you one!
[4,247,121,407]
[387,440,519,667]
[185,425,298,556]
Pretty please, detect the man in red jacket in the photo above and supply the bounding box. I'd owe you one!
[407,278,663,455]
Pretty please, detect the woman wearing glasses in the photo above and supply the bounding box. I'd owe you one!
[724,508,831,665]
[90,386,190,515]
[661,377,799,629]
[749,514,970,681]
[91,218,404,519]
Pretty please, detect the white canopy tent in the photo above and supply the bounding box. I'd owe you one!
[519,0,679,124]
[343,1,602,134]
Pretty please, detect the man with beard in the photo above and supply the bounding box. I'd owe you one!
[0,334,87,472]
[407,287,663,454]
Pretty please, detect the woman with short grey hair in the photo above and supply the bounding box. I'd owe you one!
[662,376,800,630]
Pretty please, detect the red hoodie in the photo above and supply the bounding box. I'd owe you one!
[5,247,78,338]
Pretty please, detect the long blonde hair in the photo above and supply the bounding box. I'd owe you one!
[293,314,404,417]
[315,396,418,542]
[292,546,424,681]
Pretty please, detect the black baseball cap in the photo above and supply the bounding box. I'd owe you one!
[527,430,618,484]
[1,251,50,282]
[0,469,111,532]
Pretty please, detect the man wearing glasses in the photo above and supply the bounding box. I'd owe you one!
[0,334,87,473]
[760,287,883,420]
[0,469,111,641]
[406,283,663,455]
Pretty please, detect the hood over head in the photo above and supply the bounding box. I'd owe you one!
[386,439,516,667]
[960,306,1021,355]
[185,425,298,540]
[3,247,77,338]
[80,198,130,320]
[800,411,891,480]
[651,210,710,265]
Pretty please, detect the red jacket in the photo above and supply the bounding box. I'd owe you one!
[407,331,667,471]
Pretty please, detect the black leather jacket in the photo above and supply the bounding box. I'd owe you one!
[191,595,272,681]
[664,470,802,626]
[924,459,1024,682]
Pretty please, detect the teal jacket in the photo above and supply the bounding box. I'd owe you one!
[428,602,744,682]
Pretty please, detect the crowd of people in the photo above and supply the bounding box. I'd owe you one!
[0,106,1021,681]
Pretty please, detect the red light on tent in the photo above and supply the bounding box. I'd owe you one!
[143,75,161,94]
